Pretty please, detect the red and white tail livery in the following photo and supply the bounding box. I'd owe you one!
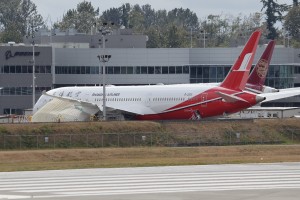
[246,40,278,93]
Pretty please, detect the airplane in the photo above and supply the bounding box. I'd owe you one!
[245,40,278,94]
[32,30,300,122]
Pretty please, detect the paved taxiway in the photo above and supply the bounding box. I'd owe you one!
[0,162,300,200]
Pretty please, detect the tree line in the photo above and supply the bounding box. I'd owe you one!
[0,0,299,47]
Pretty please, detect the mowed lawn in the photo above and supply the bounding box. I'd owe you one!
[0,145,300,171]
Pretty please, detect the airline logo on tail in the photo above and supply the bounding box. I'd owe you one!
[256,59,268,78]
[237,53,253,71]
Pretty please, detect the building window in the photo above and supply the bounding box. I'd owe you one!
[196,66,202,78]
[22,66,27,73]
[0,87,51,96]
[107,67,113,74]
[3,108,23,115]
[86,66,90,74]
[183,66,189,74]
[16,66,21,73]
[176,66,182,74]
[114,66,121,74]
[169,66,175,74]
[155,66,161,74]
[141,67,147,74]
[127,67,133,74]
[121,67,126,74]
[10,66,15,73]
[190,66,196,78]
[80,66,86,74]
[162,66,168,74]
[28,66,33,73]
[135,66,140,74]
[4,65,9,73]
[148,67,154,74]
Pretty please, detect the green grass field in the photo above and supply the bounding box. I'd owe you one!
[1,145,300,172]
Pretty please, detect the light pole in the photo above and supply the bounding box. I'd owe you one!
[32,40,36,109]
[190,27,193,48]
[27,24,38,109]
[199,30,207,48]
[283,29,291,48]
[97,22,113,120]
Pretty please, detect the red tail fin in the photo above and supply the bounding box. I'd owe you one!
[220,30,261,91]
[246,40,275,91]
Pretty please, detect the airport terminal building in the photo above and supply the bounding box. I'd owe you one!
[1,29,300,115]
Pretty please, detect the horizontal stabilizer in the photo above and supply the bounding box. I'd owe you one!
[258,88,300,103]
[216,91,249,103]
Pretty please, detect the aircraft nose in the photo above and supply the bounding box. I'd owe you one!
[256,95,266,103]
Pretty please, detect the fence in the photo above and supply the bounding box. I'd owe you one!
[1,129,299,150]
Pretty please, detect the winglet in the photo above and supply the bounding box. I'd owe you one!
[220,30,261,91]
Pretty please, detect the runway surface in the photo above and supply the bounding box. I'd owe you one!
[0,162,300,200]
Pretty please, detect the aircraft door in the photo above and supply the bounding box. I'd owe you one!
[146,93,152,107]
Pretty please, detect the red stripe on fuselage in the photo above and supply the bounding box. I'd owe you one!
[135,87,258,120]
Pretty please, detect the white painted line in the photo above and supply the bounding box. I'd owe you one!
[0,195,30,199]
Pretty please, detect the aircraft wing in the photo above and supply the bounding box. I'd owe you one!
[258,89,300,103]
[279,87,300,92]
[44,92,155,115]
[43,91,100,111]
[32,92,101,122]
